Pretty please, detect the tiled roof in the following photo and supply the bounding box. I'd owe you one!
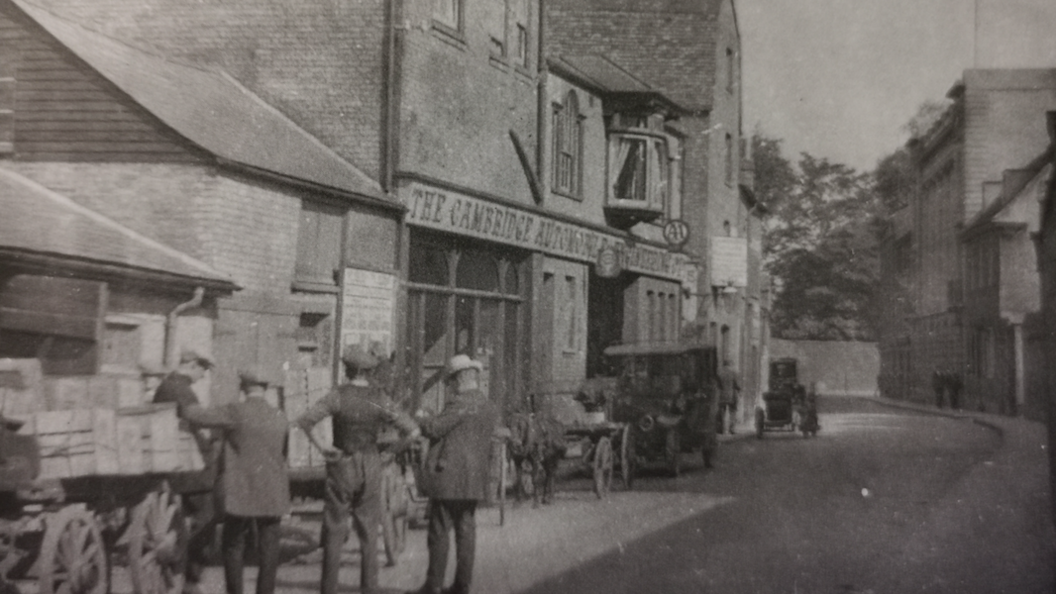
[13,0,385,200]
[0,167,237,289]
[964,145,1055,233]
[547,0,726,111]
[550,54,687,114]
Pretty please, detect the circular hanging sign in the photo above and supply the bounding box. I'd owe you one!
[663,219,691,248]
[595,246,622,278]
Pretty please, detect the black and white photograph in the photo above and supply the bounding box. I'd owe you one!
[1,0,1055,593]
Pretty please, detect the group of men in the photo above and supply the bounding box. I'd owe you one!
[153,346,498,594]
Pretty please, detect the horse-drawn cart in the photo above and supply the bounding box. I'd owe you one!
[1,404,206,594]
[563,418,633,499]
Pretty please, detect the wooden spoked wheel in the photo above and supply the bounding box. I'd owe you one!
[129,489,186,594]
[381,462,409,565]
[38,506,109,594]
[619,424,635,490]
[592,436,614,499]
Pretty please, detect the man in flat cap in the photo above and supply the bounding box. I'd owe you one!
[408,354,500,594]
[152,349,216,594]
[297,345,419,594]
[183,368,290,594]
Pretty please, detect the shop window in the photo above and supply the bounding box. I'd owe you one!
[504,260,520,295]
[456,250,500,292]
[296,200,344,287]
[433,0,463,34]
[552,91,583,198]
[609,133,669,208]
[410,244,450,286]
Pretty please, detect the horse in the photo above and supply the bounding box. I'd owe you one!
[506,411,567,507]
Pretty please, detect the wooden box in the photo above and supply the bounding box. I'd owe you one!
[0,358,44,417]
[17,404,203,479]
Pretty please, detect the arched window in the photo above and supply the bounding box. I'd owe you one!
[552,91,582,197]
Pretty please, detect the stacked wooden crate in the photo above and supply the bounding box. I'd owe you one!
[16,404,204,479]
[284,367,333,469]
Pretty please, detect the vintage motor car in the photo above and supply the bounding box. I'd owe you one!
[602,341,720,477]
[756,357,819,438]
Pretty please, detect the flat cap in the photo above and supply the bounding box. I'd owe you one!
[238,367,270,388]
[342,344,378,370]
[179,349,215,369]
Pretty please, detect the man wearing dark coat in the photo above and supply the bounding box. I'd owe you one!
[297,345,418,594]
[152,349,216,594]
[717,360,741,434]
[182,368,290,594]
[408,354,501,594]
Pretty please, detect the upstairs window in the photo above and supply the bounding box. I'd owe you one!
[609,133,669,207]
[0,45,16,153]
[434,0,464,34]
[725,133,734,185]
[296,200,344,287]
[725,47,735,94]
[552,91,583,198]
[513,0,530,67]
[486,0,506,57]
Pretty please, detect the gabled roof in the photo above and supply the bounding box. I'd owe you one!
[549,55,687,115]
[0,167,237,290]
[14,0,386,201]
[963,145,1055,235]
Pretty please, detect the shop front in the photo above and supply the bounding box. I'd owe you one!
[400,179,689,413]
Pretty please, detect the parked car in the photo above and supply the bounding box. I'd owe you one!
[602,341,720,477]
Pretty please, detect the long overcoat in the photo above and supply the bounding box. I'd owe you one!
[183,398,291,517]
[420,389,500,501]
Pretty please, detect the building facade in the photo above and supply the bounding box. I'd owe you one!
[879,69,1056,415]
[545,0,767,415]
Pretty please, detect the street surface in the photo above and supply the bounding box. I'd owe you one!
[19,396,1051,594]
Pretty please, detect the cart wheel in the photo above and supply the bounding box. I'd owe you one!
[592,436,614,499]
[381,462,408,565]
[665,430,681,478]
[618,425,635,490]
[129,488,186,594]
[38,506,109,594]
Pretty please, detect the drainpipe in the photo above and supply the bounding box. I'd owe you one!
[165,287,204,368]
[383,0,405,193]
[535,0,548,205]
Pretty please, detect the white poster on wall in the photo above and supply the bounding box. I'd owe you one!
[339,268,397,357]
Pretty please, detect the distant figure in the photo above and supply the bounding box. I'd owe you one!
[947,370,963,410]
[931,369,946,409]
[717,360,741,435]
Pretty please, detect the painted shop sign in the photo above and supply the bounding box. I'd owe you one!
[404,182,684,279]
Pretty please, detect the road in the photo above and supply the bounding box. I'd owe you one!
[49,396,1052,594]
[521,396,1054,594]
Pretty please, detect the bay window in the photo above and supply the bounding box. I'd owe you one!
[608,133,669,211]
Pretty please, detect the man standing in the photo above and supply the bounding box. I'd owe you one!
[153,349,216,594]
[717,360,741,435]
[408,354,500,594]
[182,369,290,594]
[297,345,418,594]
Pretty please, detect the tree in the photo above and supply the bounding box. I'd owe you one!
[752,132,884,340]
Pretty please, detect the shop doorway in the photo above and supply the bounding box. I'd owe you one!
[587,274,630,378]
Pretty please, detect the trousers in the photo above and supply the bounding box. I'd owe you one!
[321,451,382,594]
[222,515,280,594]
[425,499,478,594]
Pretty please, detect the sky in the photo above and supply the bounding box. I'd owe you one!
[738,0,1056,172]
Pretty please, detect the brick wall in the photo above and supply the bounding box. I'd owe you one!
[27,0,389,181]
[396,0,538,205]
